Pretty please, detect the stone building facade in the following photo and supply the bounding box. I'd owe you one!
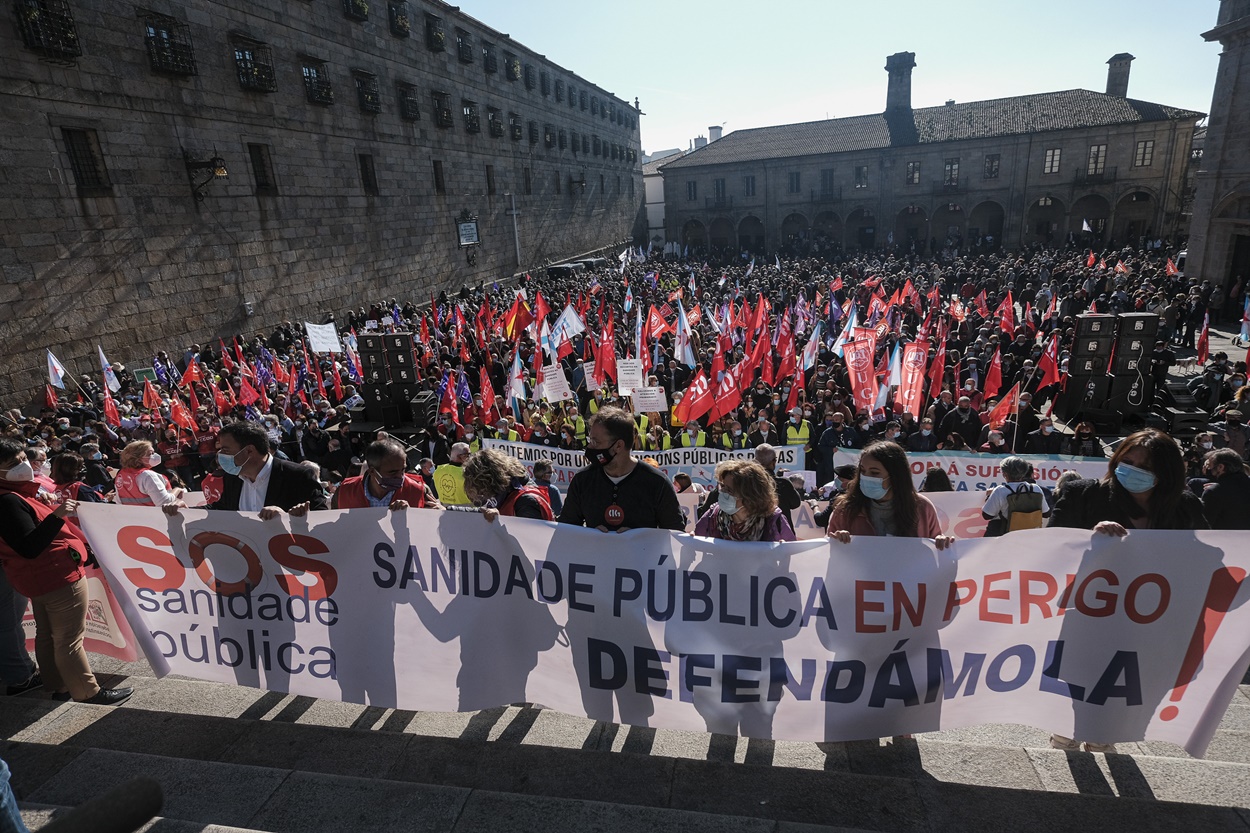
[661,53,1201,258]
[1186,0,1250,290]
[0,0,642,402]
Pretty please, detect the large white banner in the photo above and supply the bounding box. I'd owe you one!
[303,322,343,354]
[833,450,1108,492]
[485,439,805,488]
[78,505,1250,756]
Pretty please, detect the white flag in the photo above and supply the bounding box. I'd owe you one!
[1082,219,1093,233]
[46,350,68,389]
[98,346,120,393]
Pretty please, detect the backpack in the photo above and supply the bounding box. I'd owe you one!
[985,483,1045,536]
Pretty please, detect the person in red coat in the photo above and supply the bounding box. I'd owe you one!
[333,438,441,510]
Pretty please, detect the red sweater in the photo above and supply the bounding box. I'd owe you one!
[335,473,427,508]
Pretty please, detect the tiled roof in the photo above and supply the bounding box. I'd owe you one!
[643,153,683,175]
[661,89,1204,170]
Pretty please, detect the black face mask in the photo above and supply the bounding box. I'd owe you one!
[586,441,617,468]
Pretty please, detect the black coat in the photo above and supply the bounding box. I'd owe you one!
[1048,478,1207,531]
[1201,470,1250,530]
[209,457,329,512]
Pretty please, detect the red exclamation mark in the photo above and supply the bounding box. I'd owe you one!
[1160,566,1247,721]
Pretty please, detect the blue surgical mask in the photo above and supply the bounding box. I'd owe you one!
[1115,463,1156,494]
[90,452,103,461]
[859,474,888,500]
[218,449,244,476]
[718,492,739,516]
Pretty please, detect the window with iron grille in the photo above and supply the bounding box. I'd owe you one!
[456,29,473,63]
[301,60,333,105]
[943,158,959,186]
[854,165,869,189]
[527,120,538,145]
[610,143,618,161]
[15,0,82,61]
[579,90,587,111]
[355,71,381,113]
[568,85,576,109]
[485,164,495,195]
[523,63,535,90]
[504,52,520,81]
[60,127,110,195]
[590,96,599,116]
[787,171,800,193]
[141,11,196,76]
[432,159,445,194]
[358,153,378,194]
[554,170,561,195]
[523,166,531,195]
[432,91,452,127]
[555,80,564,102]
[570,130,579,153]
[820,168,835,194]
[396,82,419,120]
[248,143,276,194]
[388,2,410,37]
[558,129,567,150]
[905,161,920,185]
[462,100,480,133]
[742,175,755,197]
[1134,140,1154,168]
[482,41,497,73]
[984,153,1000,179]
[424,14,445,51]
[231,35,276,92]
[544,123,555,148]
[599,173,604,195]
[592,136,601,157]
[581,134,589,154]
[343,0,368,21]
[508,112,522,141]
[1087,143,1107,175]
[540,71,550,96]
[487,107,503,137]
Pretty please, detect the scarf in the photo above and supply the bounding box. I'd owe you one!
[715,506,768,541]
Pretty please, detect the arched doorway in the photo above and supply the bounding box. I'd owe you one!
[931,202,966,247]
[967,201,1005,248]
[845,208,876,251]
[780,212,809,247]
[709,217,734,249]
[1113,190,1155,246]
[1026,196,1067,245]
[813,210,842,242]
[893,205,928,252]
[738,216,765,254]
[681,219,707,249]
[1070,194,1111,242]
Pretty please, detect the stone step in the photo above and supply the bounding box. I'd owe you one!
[4,741,1246,833]
[20,804,259,833]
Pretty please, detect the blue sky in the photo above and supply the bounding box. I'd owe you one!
[456,0,1221,154]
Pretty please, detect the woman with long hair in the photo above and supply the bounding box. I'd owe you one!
[47,453,104,504]
[462,448,553,520]
[1046,429,1207,753]
[695,460,795,542]
[827,441,954,549]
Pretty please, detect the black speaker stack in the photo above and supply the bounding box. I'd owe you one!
[356,333,423,427]
[1055,313,1158,428]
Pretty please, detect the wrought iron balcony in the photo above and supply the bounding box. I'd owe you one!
[811,187,842,203]
[15,0,81,61]
[1075,166,1118,184]
[932,180,964,195]
[705,195,733,209]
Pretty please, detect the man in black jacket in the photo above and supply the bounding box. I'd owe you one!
[1200,449,1250,530]
[204,422,328,518]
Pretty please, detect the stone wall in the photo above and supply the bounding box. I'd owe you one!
[0,0,642,404]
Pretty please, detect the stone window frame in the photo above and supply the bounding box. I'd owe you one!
[354,70,382,114]
[300,57,334,105]
[396,81,420,121]
[432,90,453,128]
[787,171,800,194]
[905,160,921,186]
[462,99,481,133]
[686,180,697,202]
[358,152,378,195]
[487,106,503,138]
[387,2,410,38]
[455,29,474,64]
[1087,143,1108,176]
[432,159,446,195]
[1042,147,1061,176]
[1134,140,1154,168]
[742,174,756,197]
[138,9,197,76]
[230,32,277,93]
[482,41,497,73]
[247,142,277,195]
[508,112,523,141]
[853,165,870,189]
[59,124,112,196]
[942,157,960,186]
[984,153,1001,179]
[16,0,82,62]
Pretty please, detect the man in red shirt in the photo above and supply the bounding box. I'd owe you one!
[333,438,441,510]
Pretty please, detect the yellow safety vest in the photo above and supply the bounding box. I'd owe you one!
[646,434,672,450]
[786,420,811,447]
[432,463,469,505]
[680,431,706,448]
[635,414,649,434]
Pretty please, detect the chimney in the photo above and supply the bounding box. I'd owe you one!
[694,135,707,149]
[1105,53,1135,97]
[884,52,917,111]
[708,125,722,142]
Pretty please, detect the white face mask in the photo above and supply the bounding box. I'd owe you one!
[3,461,34,482]
[148,453,162,467]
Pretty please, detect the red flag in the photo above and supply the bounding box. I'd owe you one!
[169,393,196,432]
[1038,334,1061,390]
[673,369,713,424]
[503,295,534,340]
[646,305,670,338]
[479,366,497,409]
[238,376,260,407]
[898,342,929,419]
[234,338,250,378]
[984,349,1003,398]
[102,387,120,427]
[1114,260,1129,275]
[331,361,344,403]
[1023,303,1036,337]
[1197,313,1210,365]
[219,340,235,374]
[272,360,288,386]
[186,384,201,415]
[1165,258,1179,277]
[420,315,431,345]
[43,384,58,410]
[830,276,843,293]
[1086,250,1096,269]
[974,290,990,319]
[986,382,1020,430]
[210,380,231,414]
[996,291,1015,335]
[180,359,204,387]
[532,292,551,327]
[707,363,742,423]
[928,338,948,400]
[439,373,457,415]
[775,321,797,384]
[142,380,162,411]
[843,339,879,414]
[1098,257,1107,271]
[596,310,617,383]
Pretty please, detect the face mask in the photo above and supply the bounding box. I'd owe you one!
[1078,432,1092,439]
[465,432,475,440]
[804,410,812,417]
[90,451,102,461]
[921,429,931,436]
[218,449,244,476]
[733,429,742,437]
[772,399,781,406]
[373,470,405,491]
[1042,426,1054,435]
[148,453,162,467]
[859,474,888,500]
[688,429,697,436]
[717,492,739,516]
[3,461,34,482]
[1199,441,1213,450]
[586,442,617,468]
[1115,463,1157,494]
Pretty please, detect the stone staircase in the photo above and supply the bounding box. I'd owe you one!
[3,652,1249,832]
